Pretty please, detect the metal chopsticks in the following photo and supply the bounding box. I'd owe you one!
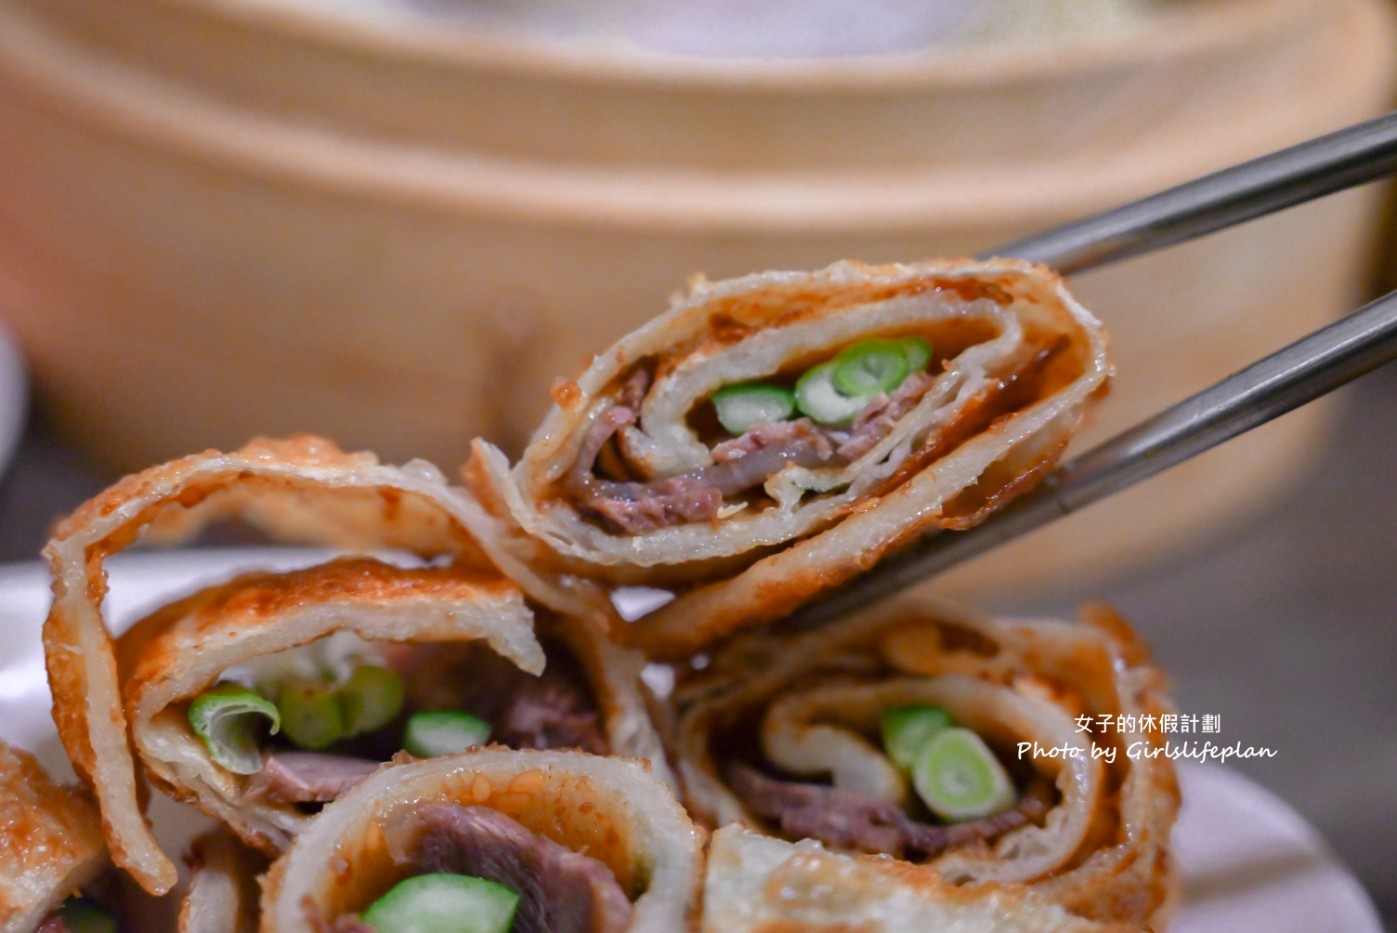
[790,111,1397,629]
[981,109,1397,273]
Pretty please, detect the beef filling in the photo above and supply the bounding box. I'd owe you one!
[249,636,608,807]
[566,367,938,535]
[728,762,1051,860]
[313,804,634,933]
[410,638,608,756]
[246,752,379,804]
[568,333,1071,535]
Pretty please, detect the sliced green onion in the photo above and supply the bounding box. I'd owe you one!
[794,362,872,426]
[187,683,280,775]
[276,680,345,751]
[363,873,519,933]
[897,336,933,373]
[57,898,117,933]
[831,339,910,397]
[339,665,405,735]
[912,727,1016,822]
[712,382,797,435]
[880,704,954,772]
[403,711,492,758]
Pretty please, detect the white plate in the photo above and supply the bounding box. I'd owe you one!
[0,548,1382,932]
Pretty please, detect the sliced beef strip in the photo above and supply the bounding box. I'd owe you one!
[567,363,941,534]
[576,473,724,535]
[495,672,608,755]
[394,803,633,933]
[566,394,727,534]
[701,419,837,494]
[729,762,1050,860]
[409,640,531,722]
[246,752,379,804]
[837,370,937,461]
[706,417,835,467]
[570,409,838,535]
[252,639,608,806]
[305,805,634,933]
[569,406,643,494]
[615,367,652,410]
[409,640,608,756]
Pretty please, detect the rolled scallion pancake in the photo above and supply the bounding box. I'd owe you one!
[259,749,703,933]
[0,742,112,933]
[466,258,1110,656]
[117,557,673,859]
[672,599,1178,929]
[41,435,595,894]
[119,558,538,852]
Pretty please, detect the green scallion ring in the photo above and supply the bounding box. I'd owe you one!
[831,339,910,397]
[911,726,1017,822]
[187,683,280,775]
[897,336,933,373]
[880,704,954,772]
[276,680,346,751]
[339,665,406,736]
[403,711,493,759]
[712,382,797,435]
[794,361,872,425]
[362,873,520,933]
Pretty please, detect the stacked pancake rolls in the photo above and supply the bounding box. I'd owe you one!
[28,258,1179,932]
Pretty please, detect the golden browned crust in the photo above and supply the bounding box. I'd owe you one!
[466,258,1111,657]
[124,557,520,696]
[42,435,513,894]
[459,445,617,629]
[0,743,107,933]
[154,437,498,560]
[672,598,1179,930]
[259,750,704,933]
[116,554,541,858]
[107,546,673,860]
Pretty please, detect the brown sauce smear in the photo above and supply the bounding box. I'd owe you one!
[937,436,1066,530]
[555,276,1075,533]
[866,334,1072,501]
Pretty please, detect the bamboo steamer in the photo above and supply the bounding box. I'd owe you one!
[0,0,1392,597]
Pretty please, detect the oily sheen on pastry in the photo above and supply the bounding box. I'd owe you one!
[259,749,703,933]
[466,258,1110,656]
[42,436,629,894]
[0,743,108,933]
[671,598,1178,929]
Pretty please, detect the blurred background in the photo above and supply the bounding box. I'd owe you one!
[0,0,1393,926]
